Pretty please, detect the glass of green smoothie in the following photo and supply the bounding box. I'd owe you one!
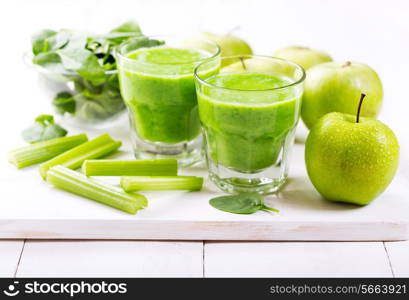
[115,36,220,166]
[195,55,305,194]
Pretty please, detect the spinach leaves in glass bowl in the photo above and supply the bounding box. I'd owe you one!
[29,22,142,125]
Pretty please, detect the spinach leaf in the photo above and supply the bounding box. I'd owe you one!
[31,29,70,55]
[32,52,66,73]
[47,30,71,51]
[32,29,57,55]
[125,36,165,50]
[30,21,147,122]
[110,21,142,34]
[57,35,106,85]
[209,193,279,214]
[69,75,125,119]
[53,92,76,114]
[22,114,67,143]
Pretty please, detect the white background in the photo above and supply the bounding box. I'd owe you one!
[0,0,409,277]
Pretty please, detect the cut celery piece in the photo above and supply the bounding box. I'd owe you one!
[8,134,88,169]
[39,133,121,179]
[47,165,147,214]
[82,159,178,176]
[121,176,204,191]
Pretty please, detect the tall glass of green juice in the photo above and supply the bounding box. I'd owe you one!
[195,55,305,194]
[115,36,220,166]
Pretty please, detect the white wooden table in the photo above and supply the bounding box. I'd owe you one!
[1,240,409,277]
[1,0,409,277]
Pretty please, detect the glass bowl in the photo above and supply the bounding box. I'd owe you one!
[23,52,126,129]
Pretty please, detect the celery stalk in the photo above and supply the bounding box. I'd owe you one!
[82,159,178,176]
[8,134,88,169]
[47,165,147,214]
[39,134,121,179]
[121,176,204,191]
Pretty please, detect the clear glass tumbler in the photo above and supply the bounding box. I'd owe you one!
[195,55,305,194]
[115,36,220,166]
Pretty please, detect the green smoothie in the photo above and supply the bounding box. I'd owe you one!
[197,72,300,172]
[118,47,217,144]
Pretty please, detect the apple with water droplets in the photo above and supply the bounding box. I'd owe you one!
[305,94,400,205]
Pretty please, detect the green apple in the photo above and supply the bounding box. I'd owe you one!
[184,32,252,66]
[221,57,300,80]
[221,57,278,73]
[301,61,383,129]
[274,46,332,70]
[305,94,400,205]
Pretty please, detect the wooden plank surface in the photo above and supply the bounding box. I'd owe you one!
[1,143,408,241]
[0,240,24,277]
[204,242,393,277]
[384,241,409,277]
[15,240,203,277]
[3,240,409,277]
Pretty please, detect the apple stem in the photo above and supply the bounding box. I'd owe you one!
[239,56,247,70]
[342,61,352,67]
[356,93,366,123]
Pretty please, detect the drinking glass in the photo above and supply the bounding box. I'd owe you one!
[195,55,305,193]
[116,35,220,166]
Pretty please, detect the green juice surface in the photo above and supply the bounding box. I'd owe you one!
[198,72,300,172]
[119,47,216,144]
